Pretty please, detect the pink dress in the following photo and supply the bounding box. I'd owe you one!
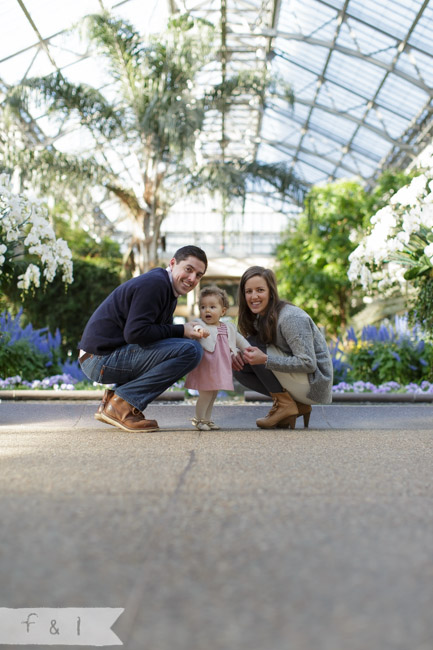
[185,323,234,391]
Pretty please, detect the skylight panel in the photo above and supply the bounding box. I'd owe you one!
[337,16,397,58]
[0,49,36,84]
[396,49,433,89]
[364,106,410,139]
[0,4,36,60]
[352,128,391,158]
[309,108,358,140]
[273,57,319,96]
[341,151,377,177]
[377,74,429,118]
[408,5,433,55]
[348,0,419,41]
[276,38,330,76]
[278,0,338,38]
[294,160,328,184]
[17,0,100,38]
[330,52,387,95]
[316,82,364,114]
[298,150,338,175]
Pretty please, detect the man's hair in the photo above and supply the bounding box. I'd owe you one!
[173,245,208,270]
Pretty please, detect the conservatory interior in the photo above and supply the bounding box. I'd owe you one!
[0,0,433,396]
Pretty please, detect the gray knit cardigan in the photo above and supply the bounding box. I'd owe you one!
[264,304,333,404]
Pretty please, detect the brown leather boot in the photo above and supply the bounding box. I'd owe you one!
[94,389,115,423]
[99,395,159,432]
[256,390,299,429]
[278,402,312,428]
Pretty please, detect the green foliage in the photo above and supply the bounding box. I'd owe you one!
[410,274,433,336]
[345,339,433,385]
[53,214,121,261]
[11,72,124,138]
[365,168,419,217]
[332,318,433,385]
[276,171,415,335]
[276,179,369,333]
[0,333,62,381]
[3,257,121,355]
[1,195,123,356]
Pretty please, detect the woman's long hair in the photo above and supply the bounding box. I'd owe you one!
[237,266,287,344]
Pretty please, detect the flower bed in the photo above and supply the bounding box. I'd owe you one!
[330,316,432,386]
[0,374,92,391]
[332,380,433,394]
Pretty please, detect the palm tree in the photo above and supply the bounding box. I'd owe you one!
[2,12,304,274]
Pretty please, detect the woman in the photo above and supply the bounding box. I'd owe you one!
[232,266,333,429]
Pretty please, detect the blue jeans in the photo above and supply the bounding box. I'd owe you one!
[80,338,203,412]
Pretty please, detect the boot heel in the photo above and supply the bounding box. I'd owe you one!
[303,412,311,428]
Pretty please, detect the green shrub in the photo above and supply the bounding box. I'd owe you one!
[344,318,433,385]
[2,257,121,355]
[0,334,62,381]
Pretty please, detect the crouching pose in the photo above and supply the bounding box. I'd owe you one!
[232,267,333,429]
[78,246,208,433]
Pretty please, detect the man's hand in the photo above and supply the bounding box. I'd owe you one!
[242,346,268,366]
[184,322,210,339]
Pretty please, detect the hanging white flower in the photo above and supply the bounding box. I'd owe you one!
[390,174,428,207]
[424,243,433,264]
[17,263,41,290]
[0,243,7,266]
[348,165,433,295]
[0,180,74,290]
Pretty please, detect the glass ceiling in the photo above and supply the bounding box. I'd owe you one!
[1,0,433,207]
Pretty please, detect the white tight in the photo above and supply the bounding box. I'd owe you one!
[195,390,218,422]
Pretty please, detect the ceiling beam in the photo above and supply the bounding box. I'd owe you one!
[238,30,433,96]
[315,0,433,62]
[259,137,361,176]
[266,103,382,163]
[15,0,60,71]
[251,0,282,162]
[328,0,431,177]
[289,0,350,172]
[274,48,415,121]
[290,98,413,149]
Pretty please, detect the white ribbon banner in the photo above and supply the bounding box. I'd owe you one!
[0,608,124,646]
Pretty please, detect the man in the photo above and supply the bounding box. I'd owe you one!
[78,245,207,433]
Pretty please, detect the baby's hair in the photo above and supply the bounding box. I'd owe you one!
[199,285,230,310]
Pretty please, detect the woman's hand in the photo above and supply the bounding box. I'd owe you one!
[243,346,268,366]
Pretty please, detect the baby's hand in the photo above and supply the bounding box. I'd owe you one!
[193,324,210,338]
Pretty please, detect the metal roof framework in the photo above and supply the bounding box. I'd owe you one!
[0,0,433,210]
[177,0,433,190]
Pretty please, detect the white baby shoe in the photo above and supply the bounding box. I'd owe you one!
[191,417,212,431]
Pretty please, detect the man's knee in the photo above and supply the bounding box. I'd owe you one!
[183,338,203,363]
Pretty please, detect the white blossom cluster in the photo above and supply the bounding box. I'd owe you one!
[348,162,433,294]
[0,175,73,290]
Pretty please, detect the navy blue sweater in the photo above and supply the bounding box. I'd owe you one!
[78,268,185,355]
